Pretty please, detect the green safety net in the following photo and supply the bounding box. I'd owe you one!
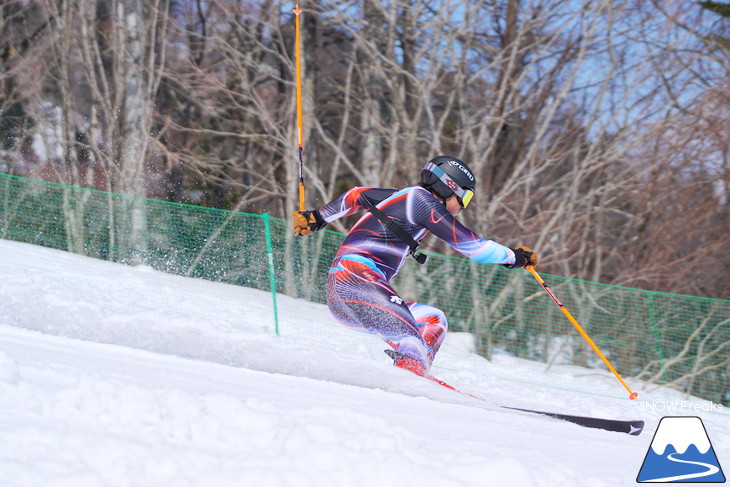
[1,173,727,405]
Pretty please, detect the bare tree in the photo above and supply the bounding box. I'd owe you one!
[1,0,727,296]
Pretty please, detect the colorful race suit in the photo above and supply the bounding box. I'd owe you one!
[320,185,516,372]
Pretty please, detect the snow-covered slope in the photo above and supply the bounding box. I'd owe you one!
[0,239,727,487]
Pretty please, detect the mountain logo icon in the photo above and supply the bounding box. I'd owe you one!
[637,416,725,483]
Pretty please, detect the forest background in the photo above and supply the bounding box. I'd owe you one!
[0,0,728,299]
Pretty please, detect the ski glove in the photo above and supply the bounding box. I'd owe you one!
[505,245,538,269]
[293,210,326,236]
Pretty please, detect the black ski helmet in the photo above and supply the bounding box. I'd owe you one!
[419,155,476,207]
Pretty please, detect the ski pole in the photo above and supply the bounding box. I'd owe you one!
[526,265,639,400]
[293,4,305,211]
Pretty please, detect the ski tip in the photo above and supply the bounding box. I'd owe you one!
[628,420,645,436]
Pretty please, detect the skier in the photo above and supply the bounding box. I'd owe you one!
[293,156,537,377]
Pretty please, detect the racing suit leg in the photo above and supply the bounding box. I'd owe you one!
[326,255,432,369]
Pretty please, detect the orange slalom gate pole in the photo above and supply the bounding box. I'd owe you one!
[293,4,305,211]
[526,265,639,400]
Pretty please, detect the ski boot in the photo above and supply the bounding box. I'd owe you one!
[384,349,426,376]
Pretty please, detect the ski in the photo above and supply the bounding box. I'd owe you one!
[500,406,645,436]
[385,348,645,436]
[423,372,645,436]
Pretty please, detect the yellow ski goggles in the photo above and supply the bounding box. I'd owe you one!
[459,188,474,208]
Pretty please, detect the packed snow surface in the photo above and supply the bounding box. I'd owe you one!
[0,239,727,486]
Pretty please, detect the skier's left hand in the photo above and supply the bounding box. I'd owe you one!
[293,210,326,236]
[507,245,538,269]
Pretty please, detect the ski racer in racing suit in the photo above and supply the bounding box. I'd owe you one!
[293,156,538,376]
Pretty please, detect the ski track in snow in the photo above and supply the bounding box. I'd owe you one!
[0,239,728,487]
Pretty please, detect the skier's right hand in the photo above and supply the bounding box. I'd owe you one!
[293,210,326,236]
[507,245,538,269]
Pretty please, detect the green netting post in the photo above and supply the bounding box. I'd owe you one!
[262,213,280,336]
